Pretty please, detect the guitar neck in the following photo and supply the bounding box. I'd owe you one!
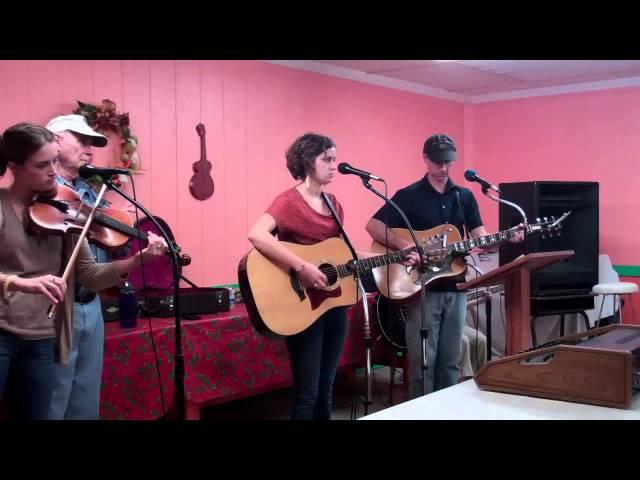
[336,246,414,278]
[443,226,522,256]
[333,224,524,279]
[199,135,207,162]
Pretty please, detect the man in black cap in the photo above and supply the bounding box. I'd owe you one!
[366,133,522,398]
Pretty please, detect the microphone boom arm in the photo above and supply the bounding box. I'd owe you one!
[483,188,528,225]
[361,179,423,266]
[361,178,430,398]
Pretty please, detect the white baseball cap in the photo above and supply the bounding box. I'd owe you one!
[46,114,108,147]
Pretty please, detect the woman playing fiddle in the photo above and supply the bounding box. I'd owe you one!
[0,122,168,420]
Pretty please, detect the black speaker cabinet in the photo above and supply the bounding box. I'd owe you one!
[498,181,599,315]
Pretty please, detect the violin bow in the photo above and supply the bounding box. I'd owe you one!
[48,183,109,319]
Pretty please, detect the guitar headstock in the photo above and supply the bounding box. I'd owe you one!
[196,123,206,137]
[527,211,571,239]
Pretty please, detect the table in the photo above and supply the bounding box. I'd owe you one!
[360,379,640,420]
[101,300,378,420]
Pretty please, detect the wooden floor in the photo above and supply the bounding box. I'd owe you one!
[200,366,410,420]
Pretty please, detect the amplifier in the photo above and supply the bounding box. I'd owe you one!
[101,287,230,321]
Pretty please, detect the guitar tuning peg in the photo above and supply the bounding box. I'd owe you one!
[543,217,548,222]
[536,217,541,222]
[541,234,546,240]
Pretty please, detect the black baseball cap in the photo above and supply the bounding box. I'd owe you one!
[423,134,457,163]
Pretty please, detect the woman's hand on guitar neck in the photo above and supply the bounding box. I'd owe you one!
[358,249,419,267]
[296,262,328,290]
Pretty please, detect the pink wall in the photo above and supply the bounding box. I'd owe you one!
[3,60,636,286]
[469,87,640,267]
[0,60,464,286]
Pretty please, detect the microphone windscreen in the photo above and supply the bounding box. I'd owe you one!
[337,163,350,174]
[464,169,477,182]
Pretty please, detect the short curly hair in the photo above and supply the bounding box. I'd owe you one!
[285,133,336,180]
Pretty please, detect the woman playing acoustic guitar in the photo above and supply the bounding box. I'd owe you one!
[247,133,418,420]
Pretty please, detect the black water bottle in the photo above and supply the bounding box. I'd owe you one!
[119,280,138,329]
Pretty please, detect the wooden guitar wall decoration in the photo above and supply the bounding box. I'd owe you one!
[189,123,214,201]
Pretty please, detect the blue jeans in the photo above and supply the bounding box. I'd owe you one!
[285,307,347,420]
[0,329,55,420]
[405,291,466,398]
[49,295,104,420]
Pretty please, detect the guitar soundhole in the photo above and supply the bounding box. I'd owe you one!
[318,263,338,285]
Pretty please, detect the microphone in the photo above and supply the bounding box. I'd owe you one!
[464,169,500,193]
[78,165,130,179]
[337,163,384,182]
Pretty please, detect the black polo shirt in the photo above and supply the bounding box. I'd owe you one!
[371,174,483,292]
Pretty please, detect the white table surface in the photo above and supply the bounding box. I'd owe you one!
[360,379,640,420]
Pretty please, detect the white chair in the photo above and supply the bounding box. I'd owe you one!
[592,282,638,327]
[585,254,619,327]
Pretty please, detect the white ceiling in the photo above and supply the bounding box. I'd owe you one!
[264,60,640,103]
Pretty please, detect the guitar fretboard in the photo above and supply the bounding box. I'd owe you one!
[429,227,522,256]
[197,124,207,161]
[333,225,524,279]
[336,247,415,278]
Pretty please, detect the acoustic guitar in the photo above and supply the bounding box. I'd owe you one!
[238,237,414,337]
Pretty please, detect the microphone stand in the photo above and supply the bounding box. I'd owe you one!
[102,177,187,421]
[482,187,528,225]
[360,178,430,398]
[320,190,375,416]
[353,265,373,416]
[480,187,528,363]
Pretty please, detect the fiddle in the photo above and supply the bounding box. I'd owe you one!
[31,184,150,249]
[29,184,191,263]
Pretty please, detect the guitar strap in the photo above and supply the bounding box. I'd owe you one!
[455,188,469,240]
[321,192,358,261]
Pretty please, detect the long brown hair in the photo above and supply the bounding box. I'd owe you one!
[0,122,55,176]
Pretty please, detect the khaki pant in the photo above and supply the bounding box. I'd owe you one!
[458,326,487,378]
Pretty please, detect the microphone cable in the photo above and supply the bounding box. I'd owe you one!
[129,175,167,418]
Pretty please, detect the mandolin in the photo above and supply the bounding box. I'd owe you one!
[189,123,214,201]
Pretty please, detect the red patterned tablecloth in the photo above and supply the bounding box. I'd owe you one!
[100,300,378,420]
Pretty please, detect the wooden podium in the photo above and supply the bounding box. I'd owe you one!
[458,250,574,355]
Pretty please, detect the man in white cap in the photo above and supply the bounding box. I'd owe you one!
[45,114,111,420]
